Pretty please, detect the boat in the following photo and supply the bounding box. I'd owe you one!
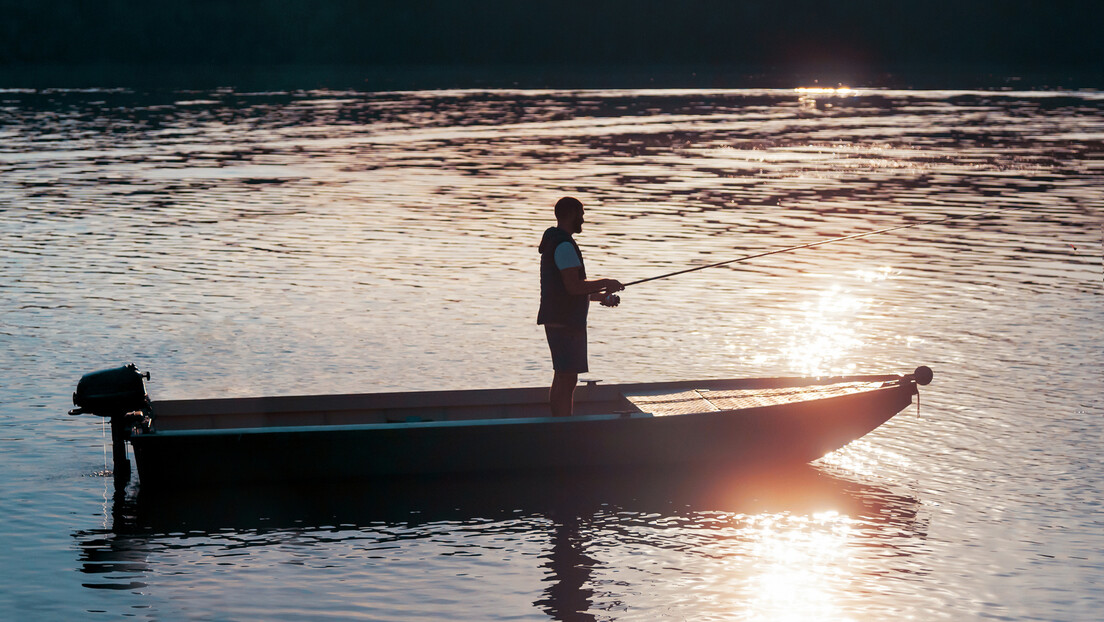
[69,364,933,488]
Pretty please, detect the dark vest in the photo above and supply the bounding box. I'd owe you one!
[537,227,589,327]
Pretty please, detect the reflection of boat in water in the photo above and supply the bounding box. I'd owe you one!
[69,364,933,487]
[100,465,922,536]
[75,464,927,619]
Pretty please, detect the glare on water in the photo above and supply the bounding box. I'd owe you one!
[0,87,1101,621]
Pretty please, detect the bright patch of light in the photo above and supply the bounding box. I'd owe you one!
[781,285,867,376]
[794,86,855,95]
[850,266,897,282]
[738,511,857,621]
[817,439,913,476]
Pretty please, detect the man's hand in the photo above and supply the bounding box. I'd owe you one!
[601,279,625,293]
[597,279,623,306]
[589,279,624,305]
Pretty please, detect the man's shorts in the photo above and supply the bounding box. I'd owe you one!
[544,325,588,373]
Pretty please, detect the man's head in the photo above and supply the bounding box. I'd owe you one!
[554,196,584,234]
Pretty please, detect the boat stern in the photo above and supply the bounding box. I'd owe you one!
[69,363,154,480]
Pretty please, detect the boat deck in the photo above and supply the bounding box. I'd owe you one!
[624,381,888,417]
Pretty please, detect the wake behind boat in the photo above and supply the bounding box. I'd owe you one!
[70,365,933,487]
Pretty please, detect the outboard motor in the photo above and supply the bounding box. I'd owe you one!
[70,363,153,479]
[71,363,150,417]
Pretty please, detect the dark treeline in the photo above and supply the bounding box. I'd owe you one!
[2,0,1100,87]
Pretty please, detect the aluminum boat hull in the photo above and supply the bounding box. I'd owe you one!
[127,373,922,487]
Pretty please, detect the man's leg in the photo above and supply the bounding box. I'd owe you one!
[550,370,578,417]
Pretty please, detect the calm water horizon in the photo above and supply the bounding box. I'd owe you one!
[1,86,1100,620]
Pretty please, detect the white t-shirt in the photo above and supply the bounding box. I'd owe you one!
[553,241,582,270]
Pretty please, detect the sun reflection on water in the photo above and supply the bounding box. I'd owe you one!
[817,439,915,477]
[781,285,867,376]
[762,267,905,376]
[734,511,857,621]
[613,468,918,622]
[850,266,897,283]
[796,86,856,112]
[793,87,855,95]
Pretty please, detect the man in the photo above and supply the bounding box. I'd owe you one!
[537,197,624,417]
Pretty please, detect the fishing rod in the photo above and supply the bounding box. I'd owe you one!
[623,207,1004,288]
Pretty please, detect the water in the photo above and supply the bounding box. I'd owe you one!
[0,87,1101,620]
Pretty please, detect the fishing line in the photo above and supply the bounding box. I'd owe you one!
[623,207,1005,288]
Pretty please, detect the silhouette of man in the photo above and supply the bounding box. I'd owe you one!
[537,197,623,417]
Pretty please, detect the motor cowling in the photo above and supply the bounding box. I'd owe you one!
[70,363,150,417]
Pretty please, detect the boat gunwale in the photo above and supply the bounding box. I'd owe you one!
[139,411,659,437]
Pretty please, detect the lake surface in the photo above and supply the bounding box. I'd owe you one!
[0,87,1100,620]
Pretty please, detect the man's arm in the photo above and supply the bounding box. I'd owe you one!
[560,267,622,298]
